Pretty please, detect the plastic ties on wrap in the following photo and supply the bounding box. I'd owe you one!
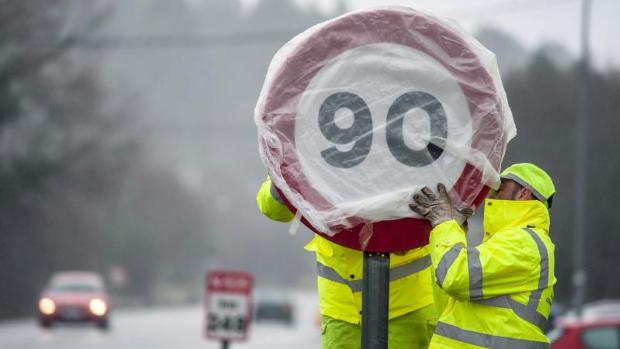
[358,223,374,251]
[289,211,303,236]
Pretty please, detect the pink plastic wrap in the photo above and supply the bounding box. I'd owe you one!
[255,7,515,237]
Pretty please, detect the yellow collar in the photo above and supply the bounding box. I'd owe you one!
[483,199,550,236]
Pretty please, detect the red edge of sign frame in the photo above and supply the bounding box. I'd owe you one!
[275,184,489,253]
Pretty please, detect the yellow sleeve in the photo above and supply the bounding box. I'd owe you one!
[430,220,543,301]
[429,220,469,300]
[256,177,295,223]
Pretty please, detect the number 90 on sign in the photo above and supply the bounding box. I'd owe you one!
[319,90,447,168]
[293,43,473,218]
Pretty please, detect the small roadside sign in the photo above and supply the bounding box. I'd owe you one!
[205,271,254,343]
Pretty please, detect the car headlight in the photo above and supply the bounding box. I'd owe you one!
[88,298,108,316]
[38,298,56,315]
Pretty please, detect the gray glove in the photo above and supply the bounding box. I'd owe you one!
[409,183,474,227]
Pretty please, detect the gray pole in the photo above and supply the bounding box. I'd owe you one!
[221,340,229,349]
[361,252,390,349]
[573,0,591,317]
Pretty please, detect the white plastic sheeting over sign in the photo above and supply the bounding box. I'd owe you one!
[255,7,515,236]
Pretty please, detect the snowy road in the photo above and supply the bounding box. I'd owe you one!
[0,291,321,349]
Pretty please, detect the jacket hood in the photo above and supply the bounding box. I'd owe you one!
[483,198,550,236]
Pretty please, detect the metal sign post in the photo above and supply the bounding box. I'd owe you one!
[361,252,390,349]
[573,0,591,318]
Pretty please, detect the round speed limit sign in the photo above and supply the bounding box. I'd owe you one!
[255,7,515,251]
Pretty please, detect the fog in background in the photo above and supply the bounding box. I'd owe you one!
[1,0,619,320]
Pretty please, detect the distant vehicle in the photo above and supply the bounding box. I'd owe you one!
[561,300,620,320]
[550,300,620,348]
[37,271,110,329]
[254,293,294,325]
[550,316,620,348]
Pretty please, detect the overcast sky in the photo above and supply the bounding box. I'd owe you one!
[240,0,620,70]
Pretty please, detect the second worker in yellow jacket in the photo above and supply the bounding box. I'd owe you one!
[410,163,556,349]
[257,177,439,349]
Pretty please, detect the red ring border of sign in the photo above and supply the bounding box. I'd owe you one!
[259,8,503,252]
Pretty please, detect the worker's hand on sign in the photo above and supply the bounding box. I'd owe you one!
[409,183,474,227]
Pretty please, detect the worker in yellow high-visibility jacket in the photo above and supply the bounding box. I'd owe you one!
[410,163,556,349]
[257,177,440,349]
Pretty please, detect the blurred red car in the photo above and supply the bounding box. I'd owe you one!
[37,271,110,329]
[550,316,620,348]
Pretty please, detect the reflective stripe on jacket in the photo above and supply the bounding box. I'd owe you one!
[256,178,435,324]
[429,199,556,349]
